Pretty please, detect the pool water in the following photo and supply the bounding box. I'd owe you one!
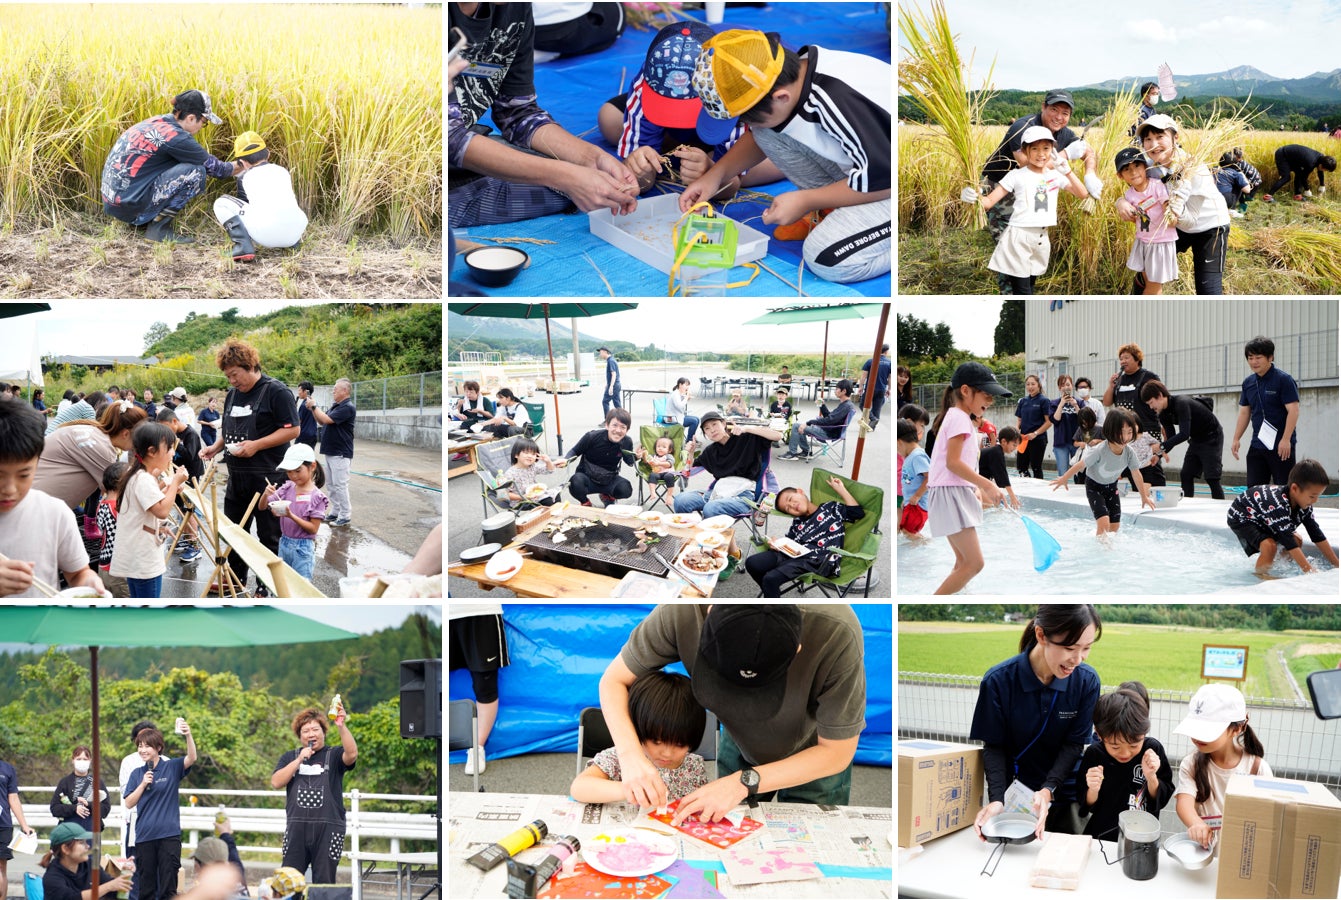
[895,503,1335,595]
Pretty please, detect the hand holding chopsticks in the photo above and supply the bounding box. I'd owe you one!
[0,550,60,597]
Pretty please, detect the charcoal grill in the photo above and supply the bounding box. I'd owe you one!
[522,519,684,579]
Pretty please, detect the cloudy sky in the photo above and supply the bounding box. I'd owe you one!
[899,0,1341,90]
[897,299,1003,357]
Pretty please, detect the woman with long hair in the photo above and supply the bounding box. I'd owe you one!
[35,401,147,508]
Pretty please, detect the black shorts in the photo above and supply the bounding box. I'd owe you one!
[1085,479,1121,522]
[0,825,12,860]
[1229,521,1292,556]
[448,614,509,673]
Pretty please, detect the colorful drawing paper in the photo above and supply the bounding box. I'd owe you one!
[660,861,726,899]
[537,861,672,899]
[721,844,822,886]
[647,799,764,849]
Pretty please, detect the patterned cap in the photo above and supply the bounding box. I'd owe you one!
[638,22,717,128]
[269,867,306,899]
[693,30,784,119]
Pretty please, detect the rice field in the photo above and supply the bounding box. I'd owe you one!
[0,3,441,241]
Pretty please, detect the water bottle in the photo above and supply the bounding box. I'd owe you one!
[215,804,227,834]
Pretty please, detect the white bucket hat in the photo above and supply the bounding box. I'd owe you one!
[1173,683,1247,743]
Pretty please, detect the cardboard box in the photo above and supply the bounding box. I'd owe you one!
[897,739,982,848]
[1216,774,1341,899]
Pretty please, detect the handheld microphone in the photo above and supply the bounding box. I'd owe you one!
[144,758,156,794]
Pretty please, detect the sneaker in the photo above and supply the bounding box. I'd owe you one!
[718,554,739,581]
[772,208,832,241]
[179,546,202,563]
[253,584,271,598]
[1229,210,1244,218]
[464,747,487,775]
[598,493,616,505]
[1262,194,1274,202]
[778,452,798,460]
[329,516,351,527]
[1304,190,1314,198]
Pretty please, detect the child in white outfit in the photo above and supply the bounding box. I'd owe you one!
[213,130,308,261]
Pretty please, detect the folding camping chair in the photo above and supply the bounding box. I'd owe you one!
[449,698,482,792]
[754,467,883,597]
[523,400,548,451]
[475,435,568,515]
[802,405,859,468]
[576,707,720,779]
[635,424,688,512]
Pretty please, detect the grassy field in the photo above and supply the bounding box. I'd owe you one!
[898,124,1341,294]
[897,620,1341,699]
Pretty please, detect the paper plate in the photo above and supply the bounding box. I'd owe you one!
[484,549,524,582]
[699,515,735,531]
[583,828,678,877]
[604,504,644,518]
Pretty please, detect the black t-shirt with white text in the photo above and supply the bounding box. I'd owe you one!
[223,374,295,475]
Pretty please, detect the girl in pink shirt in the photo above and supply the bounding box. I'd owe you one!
[927,363,1013,594]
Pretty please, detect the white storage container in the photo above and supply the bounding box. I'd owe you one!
[1148,485,1183,507]
[588,193,769,276]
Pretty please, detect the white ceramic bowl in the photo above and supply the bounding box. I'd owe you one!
[484,549,524,582]
[269,500,292,515]
[226,442,244,454]
[57,587,105,598]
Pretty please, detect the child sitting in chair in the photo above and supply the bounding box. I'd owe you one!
[745,474,864,597]
[497,438,557,507]
[641,434,679,500]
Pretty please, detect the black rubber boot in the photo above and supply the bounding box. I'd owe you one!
[223,215,256,262]
[143,211,193,244]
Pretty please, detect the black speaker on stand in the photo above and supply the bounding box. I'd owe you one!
[400,659,442,900]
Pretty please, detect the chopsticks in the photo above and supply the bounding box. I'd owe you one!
[0,550,60,597]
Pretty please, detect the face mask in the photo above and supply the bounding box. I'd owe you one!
[74,760,90,775]
[1149,94,1159,106]
[1078,388,1090,399]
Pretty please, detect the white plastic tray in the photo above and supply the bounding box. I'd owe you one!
[588,193,769,276]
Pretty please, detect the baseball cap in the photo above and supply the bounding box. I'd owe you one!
[174,90,222,125]
[693,29,784,119]
[698,409,726,427]
[50,822,94,847]
[1114,147,1149,173]
[277,443,317,471]
[193,837,230,865]
[1138,113,1179,137]
[1173,684,1247,743]
[638,22,718,128]
[1043,90,1074,109]
[170,387,188,400]
[692,605,803,720]
[951,362,1013,397]
[1020,125,1056,147]
[229,131,267,160]
[263,868,306,900]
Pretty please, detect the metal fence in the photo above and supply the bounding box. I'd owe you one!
[906,329,1339,411]
[350,371,442,413]
[898,671,1341,794]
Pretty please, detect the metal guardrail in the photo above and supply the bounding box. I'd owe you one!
[898,671,1341,794]
[349,371,443,414]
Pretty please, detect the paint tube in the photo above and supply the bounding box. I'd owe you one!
[504,835,580,898]
[467,819,547,871]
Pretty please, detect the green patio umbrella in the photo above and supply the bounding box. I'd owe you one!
[448,303,638,454]
[0,607,358,894]
[742,303,890,480]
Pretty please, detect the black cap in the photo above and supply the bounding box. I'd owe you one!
[951,362,1013,397]
[693,606,803,720]
[699,409,725,426]
[1043,90,1074,109]
[1115,147,1148,173]
[596,347,611,354]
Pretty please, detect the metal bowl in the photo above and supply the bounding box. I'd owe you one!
[981,813,1038,844]
[1163,834,1214,870]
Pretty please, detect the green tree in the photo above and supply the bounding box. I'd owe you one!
[994,301,1025,356]
[897,314,955,359]
[143,322,171,350]
[1269,605,1292,631]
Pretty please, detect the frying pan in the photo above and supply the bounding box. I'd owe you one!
[980,813,1038,877]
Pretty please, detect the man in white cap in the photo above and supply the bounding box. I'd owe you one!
[101,90,239,244]
[1171,683,1272,850]
[167,388,200,434]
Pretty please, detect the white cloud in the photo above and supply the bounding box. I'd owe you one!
[1191,15,1271,35]
[1123,19,1178,43]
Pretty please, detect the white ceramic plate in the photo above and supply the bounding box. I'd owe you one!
[666,512,701,528]
[484,549,524,582]
[694,531,727,549]
[678,548,727,574]
[582,828,678,877]
[699,514,735,531]
[604,504,643,518]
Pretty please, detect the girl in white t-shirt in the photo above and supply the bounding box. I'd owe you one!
[970,126,1089,295]
[1171,684,1271,851]
[109,422,188,598]
[926,362,1011,594]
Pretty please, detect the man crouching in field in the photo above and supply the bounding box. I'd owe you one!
[101,89,238,244]
[213,131,308,262]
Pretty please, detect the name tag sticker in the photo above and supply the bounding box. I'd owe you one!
[461,62,504,79]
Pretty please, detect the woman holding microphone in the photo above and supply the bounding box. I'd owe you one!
[970,605,1102,840]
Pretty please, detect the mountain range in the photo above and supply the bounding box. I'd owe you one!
[1081,66,1341,103]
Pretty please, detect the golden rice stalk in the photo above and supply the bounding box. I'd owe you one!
[1250,227,1341,289]
[897,0,997,228]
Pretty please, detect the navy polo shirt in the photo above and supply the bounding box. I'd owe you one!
[970,652,1100,798]
[1014,393,1051,434]
[320,399,357,459]
[1239,365,1299,451]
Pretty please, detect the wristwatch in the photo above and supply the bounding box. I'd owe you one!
[740,767,760,811]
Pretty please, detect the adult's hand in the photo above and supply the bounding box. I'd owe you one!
[593,150,640,196]
[614,746,668,809]
[973,800,1004,841]
[0,558,35,596]
[200,443,219,461]
[561,164,637,215]
[1031,789,1052,840]
[231,440,257,459]
[1229,437,1240,460]
[671,774,748,826]
[1277,435,1292,460]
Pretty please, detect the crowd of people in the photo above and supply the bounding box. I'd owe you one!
[2,707,358,900]
[0,339,359,598]
[896,335,1335,592]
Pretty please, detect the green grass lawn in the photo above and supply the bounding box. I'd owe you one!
[898,621,1341,699]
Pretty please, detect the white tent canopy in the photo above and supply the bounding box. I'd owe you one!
[0,318,43,389]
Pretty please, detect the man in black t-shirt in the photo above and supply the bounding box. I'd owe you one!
[558,408,636,506]
[200,340,299,595]
[270,707,357,884]
[674,410,782,519]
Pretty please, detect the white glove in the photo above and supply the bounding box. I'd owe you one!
[1084,172,1104,199]
[960,186,980,203]
[1052,151,1071,175]
[1065,139,1089,161]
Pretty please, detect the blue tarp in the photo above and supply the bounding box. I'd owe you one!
[448,604,892,767]
[450,2,892,297]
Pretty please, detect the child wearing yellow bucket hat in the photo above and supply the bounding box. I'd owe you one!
[213,131,309,262]
[681,29,891,284]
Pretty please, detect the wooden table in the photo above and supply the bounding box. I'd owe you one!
[448,503,727,598]
[446,433,497,480]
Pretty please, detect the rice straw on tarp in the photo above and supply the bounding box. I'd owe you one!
[756,260,807,296]
[475,236,557,246]
[581,250,615,296]
[898,0,997,229]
